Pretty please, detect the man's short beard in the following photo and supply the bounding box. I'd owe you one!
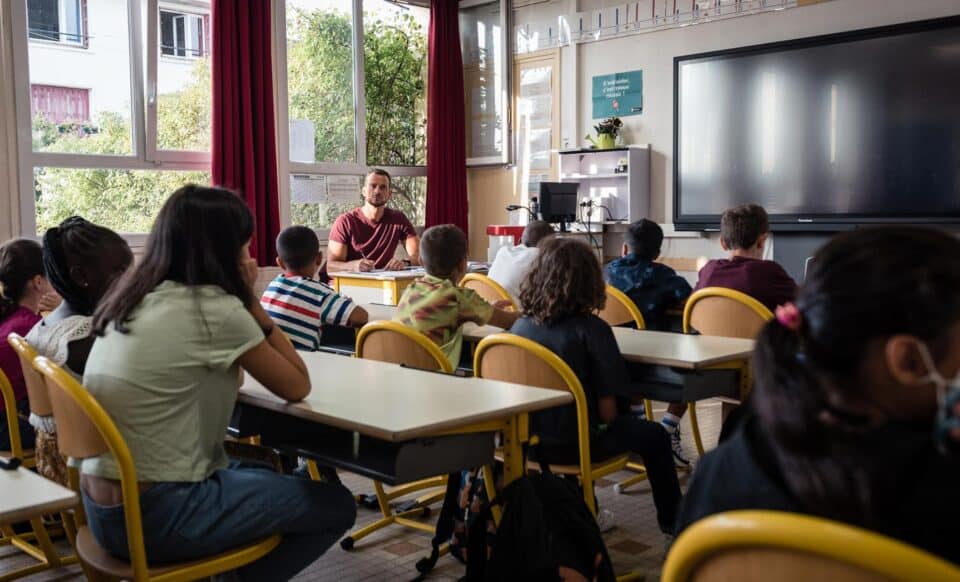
[366,198,388,208]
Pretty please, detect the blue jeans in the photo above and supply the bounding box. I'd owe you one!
[82,462,356,581]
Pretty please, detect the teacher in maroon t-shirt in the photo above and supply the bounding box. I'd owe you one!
[327,169,421,272]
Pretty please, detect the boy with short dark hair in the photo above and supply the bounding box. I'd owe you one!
[394,224,517,368]
[260,226,368,351]
[605,219,695,466]
[605,219,691,332]
[695,204,797,312]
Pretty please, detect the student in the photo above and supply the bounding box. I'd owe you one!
[487,220,555,303]
[512,237,682,535]
[83,185,355,580]
[26,217,133,484]
[695,204,797,312]
[394,224,517,368]
[0,239,51,452]
[676,226,960,564]
[261,225,368,351]
[605,219,694,464]
[605,219,691,331]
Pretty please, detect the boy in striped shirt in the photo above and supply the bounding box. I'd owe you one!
[261,226,368,351]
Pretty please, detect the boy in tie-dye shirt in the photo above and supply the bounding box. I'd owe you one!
[394,225,517,368]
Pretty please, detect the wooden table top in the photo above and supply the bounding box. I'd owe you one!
[0,462,78,523]
[362,303,754,369]
[329,269,425,281]
[610,327,754,368]
[238,351,572,442]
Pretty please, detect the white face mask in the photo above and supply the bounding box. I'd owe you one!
[916,343,960,454]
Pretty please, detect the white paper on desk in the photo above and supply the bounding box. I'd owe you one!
[326,175,362,205]
[290,174,327,204]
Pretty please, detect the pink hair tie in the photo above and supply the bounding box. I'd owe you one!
[775,303,802,332]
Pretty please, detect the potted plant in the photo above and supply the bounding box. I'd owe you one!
[586,116,622,149]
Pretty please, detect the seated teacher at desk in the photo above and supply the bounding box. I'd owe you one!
[327,169,420,272]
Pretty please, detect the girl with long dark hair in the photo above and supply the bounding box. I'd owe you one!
[676,226,960,564]
[81,185,355,580]
[0,238,51,452]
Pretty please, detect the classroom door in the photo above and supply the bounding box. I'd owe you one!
[514,51,560,211]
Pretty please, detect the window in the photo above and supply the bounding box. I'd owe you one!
[281,0,429,231]
[14,0,211,237]
[460,0,511,166]
[27,0,85,45]
[160,10,207,58]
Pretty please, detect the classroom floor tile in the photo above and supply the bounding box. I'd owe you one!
[0,400,722,582]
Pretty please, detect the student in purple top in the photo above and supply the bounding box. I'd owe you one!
[0,239,52,452]
[327,169,420,272]
[694,204,798,313]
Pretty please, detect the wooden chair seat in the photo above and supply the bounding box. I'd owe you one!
[75,527,281,580]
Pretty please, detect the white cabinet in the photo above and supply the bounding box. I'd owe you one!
[557,145,650,226]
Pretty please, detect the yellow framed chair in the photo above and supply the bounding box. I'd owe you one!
[681,288,773,457]
[596,285,654,494]
[0,367,34,467]
[473,333,629,517]
[459,273,516,311]
[662,510,960,582]
[340,321,452,550]
[33,355,281,582]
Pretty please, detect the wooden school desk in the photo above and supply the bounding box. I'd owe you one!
[0,462,77,524]
[0,461,79,577]
[231,351,572,486]
[330,269,423,306]
[331,263,490,306]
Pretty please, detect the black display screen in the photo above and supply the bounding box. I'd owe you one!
[674,17,960,230]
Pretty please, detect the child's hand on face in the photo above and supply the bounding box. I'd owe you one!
[240,258,259,290]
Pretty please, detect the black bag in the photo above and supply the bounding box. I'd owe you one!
[463,471,616,582]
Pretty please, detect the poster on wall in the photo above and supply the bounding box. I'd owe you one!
[592,70,643,118]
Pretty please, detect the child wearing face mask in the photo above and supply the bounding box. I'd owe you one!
[676,226,960,565]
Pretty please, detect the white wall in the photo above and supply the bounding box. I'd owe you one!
[561,0,960,223]
[28,0,132,118]
[28,0,201,121]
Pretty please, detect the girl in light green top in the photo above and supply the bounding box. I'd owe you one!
[81,185,355,581]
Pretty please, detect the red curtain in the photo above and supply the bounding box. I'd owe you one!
[211,0,280,266]
[425,0,468,237]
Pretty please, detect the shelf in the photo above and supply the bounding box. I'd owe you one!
[563,173,628,180]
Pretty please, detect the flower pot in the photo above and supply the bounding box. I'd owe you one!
[596,134,616,149]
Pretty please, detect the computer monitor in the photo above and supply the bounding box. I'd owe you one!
[539,182,579,231]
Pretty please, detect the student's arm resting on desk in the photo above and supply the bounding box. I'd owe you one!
[348,305,369,327]
[238,302,311,402]
[488,306,519,329]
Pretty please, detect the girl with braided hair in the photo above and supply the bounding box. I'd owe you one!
[26,216,132,482]
[0,238,51,452]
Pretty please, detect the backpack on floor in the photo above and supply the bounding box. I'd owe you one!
[464,471,616,582]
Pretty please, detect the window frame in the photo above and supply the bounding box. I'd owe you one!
[460,0,512,167]
[12,0,210,240]
[274,0,429,237]
[160,8,205,59]
[27,0,86,47]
